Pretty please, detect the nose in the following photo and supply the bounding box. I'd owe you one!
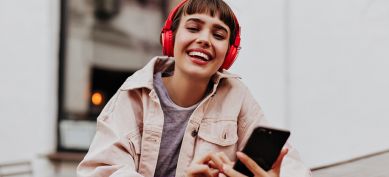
[196,31,211,48]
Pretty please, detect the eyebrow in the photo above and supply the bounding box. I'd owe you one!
[186,18,229,34]
[214,24,228,34]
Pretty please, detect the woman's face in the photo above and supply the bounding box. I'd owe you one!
[173,13,230,80]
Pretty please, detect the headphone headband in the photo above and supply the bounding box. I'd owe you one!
[163,0,188,31]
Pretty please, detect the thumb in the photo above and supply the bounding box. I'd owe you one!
[272,148,288,174]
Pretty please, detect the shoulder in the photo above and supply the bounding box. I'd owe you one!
[119,56,174,91]
[215,70,249,94]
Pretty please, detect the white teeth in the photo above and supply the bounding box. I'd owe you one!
[189,51,210,61]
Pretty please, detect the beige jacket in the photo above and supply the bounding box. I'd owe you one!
[77,56,311,177]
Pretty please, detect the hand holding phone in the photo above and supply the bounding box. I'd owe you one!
[233,126,290,177]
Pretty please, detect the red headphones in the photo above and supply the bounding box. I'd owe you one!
[161,0,241,70]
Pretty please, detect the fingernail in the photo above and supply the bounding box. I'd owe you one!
[223,164,228,172]
[236,152,243,157]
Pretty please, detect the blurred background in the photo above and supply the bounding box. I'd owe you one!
[0,0,388,176]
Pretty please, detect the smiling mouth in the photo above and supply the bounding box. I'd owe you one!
[188,51,211,61]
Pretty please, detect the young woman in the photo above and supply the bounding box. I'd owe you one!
[77,0,311,176]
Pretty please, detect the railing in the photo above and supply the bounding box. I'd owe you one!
[0,161,33,177]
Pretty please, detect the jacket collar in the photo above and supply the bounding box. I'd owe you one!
[120,56,241,91]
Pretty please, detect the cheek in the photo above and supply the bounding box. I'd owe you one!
[173,33,190,54]
[218,43,230,57]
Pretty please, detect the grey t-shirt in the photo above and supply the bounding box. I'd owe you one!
[153,72,199,177]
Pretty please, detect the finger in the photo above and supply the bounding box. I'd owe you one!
[218,173,227,177]
[186,164,218,177]
[271,148,289,174]
[222,164,246,177]
[208,160,217,169]
[236,152,267,176]
[217,152,234,165]
[186,164,208,174]
[208,153,231,168]
[209,168,219,177]
[197,152,225,172]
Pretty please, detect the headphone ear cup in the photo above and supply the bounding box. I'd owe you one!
[222,45,238,70]
[162,30,174,56]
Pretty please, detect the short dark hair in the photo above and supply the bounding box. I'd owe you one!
[170,0,238,45]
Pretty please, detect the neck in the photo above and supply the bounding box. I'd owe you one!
[162,71,211,107]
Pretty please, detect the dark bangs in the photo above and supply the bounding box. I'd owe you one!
[171,0,237,45]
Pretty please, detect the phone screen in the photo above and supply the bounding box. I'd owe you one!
[233,126,290,176]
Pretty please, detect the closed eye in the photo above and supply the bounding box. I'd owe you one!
[213,30,227,40]
[213,24,229,40]
[214,33,226,40]
[187,27,199,32]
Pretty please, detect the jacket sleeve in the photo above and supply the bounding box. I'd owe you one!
[77,92,143,177]
[237,86,312,177]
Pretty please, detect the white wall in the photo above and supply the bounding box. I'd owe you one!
[288,0,389,167]
[0,0,59,176]
[227,0,389,168]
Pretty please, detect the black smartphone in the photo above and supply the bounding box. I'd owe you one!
[233,126,290,176]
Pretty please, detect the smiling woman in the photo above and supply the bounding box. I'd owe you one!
[76,0,311,177]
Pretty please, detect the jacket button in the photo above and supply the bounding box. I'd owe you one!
[191,130,198,137]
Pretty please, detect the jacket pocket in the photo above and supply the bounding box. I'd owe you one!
[197,119,238,146]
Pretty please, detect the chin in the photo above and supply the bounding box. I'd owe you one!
[182,66,215,81]
[187,70,212,80]
[175,56,221,80]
